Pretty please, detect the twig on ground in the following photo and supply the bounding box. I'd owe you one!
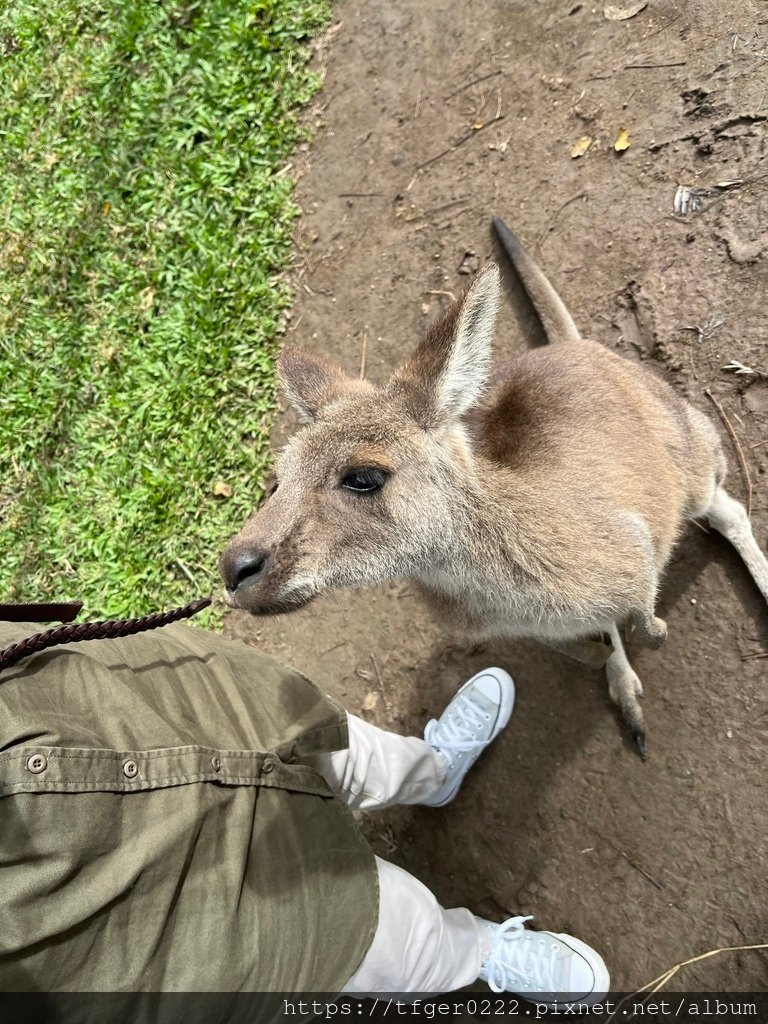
[175,559,197,587]
[537,193,587,251]
[425,289,457,302]
[607,943,768,1021]
[338,192,384,198]
[695,167,768,216]
[352,130,373,150]
[705,389,753,516]
[729,915,749,942]
[320,639,349,657]
[471,84,494,121]
[415,115,506,171]
[370,654,392,713]
[291,232,314,276]
[377,826,399,855]
[359,327,368,379]
[640,11,681,39]
[444,69,502,101]
[652,118,767,154]
[422,196,470,217]
[625,60,686,68]
[561,811,663,891]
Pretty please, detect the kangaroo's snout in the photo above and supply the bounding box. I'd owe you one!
[220,545,269,595]
[219,501,320,616]
[219,535,280,613]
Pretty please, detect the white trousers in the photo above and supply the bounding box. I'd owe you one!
[308,714,492,993]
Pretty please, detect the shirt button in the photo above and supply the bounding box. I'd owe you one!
[26,753,48,774]
[211,754,222,772]
[123,759,139,779]
[261,757,276,775]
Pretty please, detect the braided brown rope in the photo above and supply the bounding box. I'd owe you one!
[0,598,212,676]
[0,602,83,623]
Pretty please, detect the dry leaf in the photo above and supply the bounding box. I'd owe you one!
[213,481,234,498]
[614,126,631,152]
[603,1,647,19]
[361,691,380,712]
[722,359,756,376]
[571,135,593,158]
[43,153,60,169]
[674,185,703,216]
[98,344,118,363]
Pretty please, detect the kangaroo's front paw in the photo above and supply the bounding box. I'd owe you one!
[628,613,667,650]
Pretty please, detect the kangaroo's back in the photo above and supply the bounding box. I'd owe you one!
[487,220,726,532]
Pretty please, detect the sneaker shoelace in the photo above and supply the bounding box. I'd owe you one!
[424,695,491,761]
[482,916,561,994]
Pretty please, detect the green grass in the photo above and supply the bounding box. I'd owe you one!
[0,0,330,621]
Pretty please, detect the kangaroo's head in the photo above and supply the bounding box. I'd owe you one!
[219,263,500,614]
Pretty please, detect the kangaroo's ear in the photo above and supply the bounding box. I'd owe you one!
[388,263,500,427]
[278,346,357,422]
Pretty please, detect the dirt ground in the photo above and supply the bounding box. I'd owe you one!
[224,0,768,992]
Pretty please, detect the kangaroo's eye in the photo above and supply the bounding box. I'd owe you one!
[340,468,388,493]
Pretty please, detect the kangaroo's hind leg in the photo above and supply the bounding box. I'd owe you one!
[606,623,647,757]
[545,636,613,667]
[703,486,768,603]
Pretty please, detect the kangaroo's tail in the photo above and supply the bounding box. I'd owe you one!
[492,216,582,344]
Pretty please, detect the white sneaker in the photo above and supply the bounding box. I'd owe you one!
[478,915,611,1007]
[422,667,514,807]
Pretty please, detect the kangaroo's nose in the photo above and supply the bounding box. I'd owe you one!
[221,548,270,593]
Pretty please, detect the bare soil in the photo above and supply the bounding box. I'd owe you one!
[224,0,768,992]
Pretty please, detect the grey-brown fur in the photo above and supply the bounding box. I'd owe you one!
[220,220,768,755]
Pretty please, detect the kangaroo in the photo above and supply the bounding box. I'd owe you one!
[220,218,768,755]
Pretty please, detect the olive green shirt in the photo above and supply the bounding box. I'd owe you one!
[0,622,377,995]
